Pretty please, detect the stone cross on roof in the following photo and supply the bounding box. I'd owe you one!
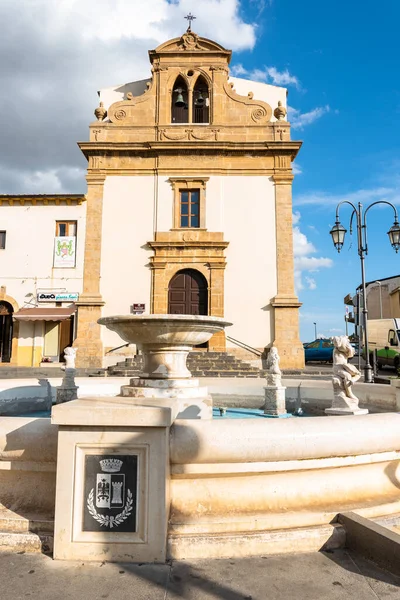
[184,12,196,32]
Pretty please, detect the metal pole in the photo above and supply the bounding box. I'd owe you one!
[358,204,373,383]
[357,290,361,373]
[313,322,317,339]
[345,315,348,336]
[377,281,382,319]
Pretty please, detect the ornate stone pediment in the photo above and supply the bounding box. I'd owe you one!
[152,32,230,55]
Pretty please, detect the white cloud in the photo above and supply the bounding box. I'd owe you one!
[292,163,302,175]
[0,0,257,193]
[305,276,317,290]
[265,67,299,87]
[293,212,333,291]
[288,105,330,129]
[29,0,256,50]
[294,186,400,207]
[230,63,248,77]
[230,64,300,88]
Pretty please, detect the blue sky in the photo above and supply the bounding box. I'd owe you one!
[0,0,399,342]
[233,0,400,341]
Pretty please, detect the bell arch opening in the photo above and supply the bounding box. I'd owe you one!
[171,75,189,124]
[193,75,209,123]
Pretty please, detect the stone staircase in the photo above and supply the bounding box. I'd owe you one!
[0,507,53,554]
[107,352,266,378]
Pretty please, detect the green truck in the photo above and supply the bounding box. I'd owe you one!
[368,318,400,370]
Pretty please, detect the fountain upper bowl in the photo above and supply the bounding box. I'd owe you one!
[98,314,232,347]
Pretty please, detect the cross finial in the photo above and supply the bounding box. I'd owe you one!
[184,12,196,32]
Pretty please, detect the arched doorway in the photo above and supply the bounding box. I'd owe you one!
[0,301,13,363]
[168,269,208,316]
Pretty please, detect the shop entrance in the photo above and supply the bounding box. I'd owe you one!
[44,318,74,362]
[0,301,13,363]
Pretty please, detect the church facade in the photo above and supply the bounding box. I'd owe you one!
[75,29,304,369]
[0,30,304,369]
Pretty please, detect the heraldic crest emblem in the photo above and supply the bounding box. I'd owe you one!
[83,455,138,532]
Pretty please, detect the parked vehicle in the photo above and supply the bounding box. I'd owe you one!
[303,338,334,363]
[368,318,400,370]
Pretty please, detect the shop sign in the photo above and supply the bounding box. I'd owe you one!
[37,292,79,303]
[53,236,76,268]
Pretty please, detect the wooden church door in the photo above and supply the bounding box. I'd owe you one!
[168,269,208,316]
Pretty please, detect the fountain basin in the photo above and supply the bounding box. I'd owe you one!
[98,314,232,379]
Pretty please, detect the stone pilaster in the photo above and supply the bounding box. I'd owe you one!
[74,174,106,368]
[271,173,304,369]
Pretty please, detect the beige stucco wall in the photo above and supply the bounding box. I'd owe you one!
[100,176,154,350]
[223,176,276,348]
[228,77,287,117]
[100,174,276,351]
[0,203,86,364]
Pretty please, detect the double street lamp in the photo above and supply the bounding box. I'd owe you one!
[330,201,400,383]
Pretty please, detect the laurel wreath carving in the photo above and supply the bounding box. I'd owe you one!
[87,488,133,529]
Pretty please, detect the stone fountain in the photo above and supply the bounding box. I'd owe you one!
[98,314,232,419]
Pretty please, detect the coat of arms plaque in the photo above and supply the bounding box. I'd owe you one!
[83,454,138,532]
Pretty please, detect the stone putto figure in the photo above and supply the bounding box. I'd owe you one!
[327,336,367,415]
[63,346,77,369]
[265,346,282,386]
[264,346,286,416]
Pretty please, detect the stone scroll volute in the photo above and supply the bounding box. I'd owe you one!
[107,79,156,125]
[222,81,272,126]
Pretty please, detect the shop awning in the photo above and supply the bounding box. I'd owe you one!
[14,306,76,321]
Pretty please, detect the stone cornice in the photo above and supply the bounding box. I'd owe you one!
[148,240,229,250]
[271,173,295,184]
[0,194,85,206]
[79,141,302,159]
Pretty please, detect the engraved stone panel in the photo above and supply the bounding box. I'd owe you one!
[83,454,138,532]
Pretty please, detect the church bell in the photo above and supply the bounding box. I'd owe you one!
[174,88,185,107]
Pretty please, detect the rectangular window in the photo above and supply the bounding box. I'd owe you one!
[180,189,200,228]
[56,221,77,236]
[0,231,5,249]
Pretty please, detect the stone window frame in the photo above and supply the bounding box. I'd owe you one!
[169,178,209,230]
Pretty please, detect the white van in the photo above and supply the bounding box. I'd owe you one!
[368,318,400,369]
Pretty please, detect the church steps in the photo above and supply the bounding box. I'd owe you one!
[107,352,265,378]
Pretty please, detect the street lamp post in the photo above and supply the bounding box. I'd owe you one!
[330,201,400,383]
[313,322,317,339]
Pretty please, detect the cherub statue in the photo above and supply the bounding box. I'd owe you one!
[63,346,77,369]
[266,346,281,375]
[265,346,282,386]
[330,336,362,411]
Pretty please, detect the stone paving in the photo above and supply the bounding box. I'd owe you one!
[0,549,399,600]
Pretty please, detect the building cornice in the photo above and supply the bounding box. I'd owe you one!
[0,194,85,206]
[79,141,302,159]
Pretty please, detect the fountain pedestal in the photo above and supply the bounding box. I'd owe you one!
[52,399,172,562]
[120,377,212,419]
[99,314,231,419]
[52,314,231,563]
